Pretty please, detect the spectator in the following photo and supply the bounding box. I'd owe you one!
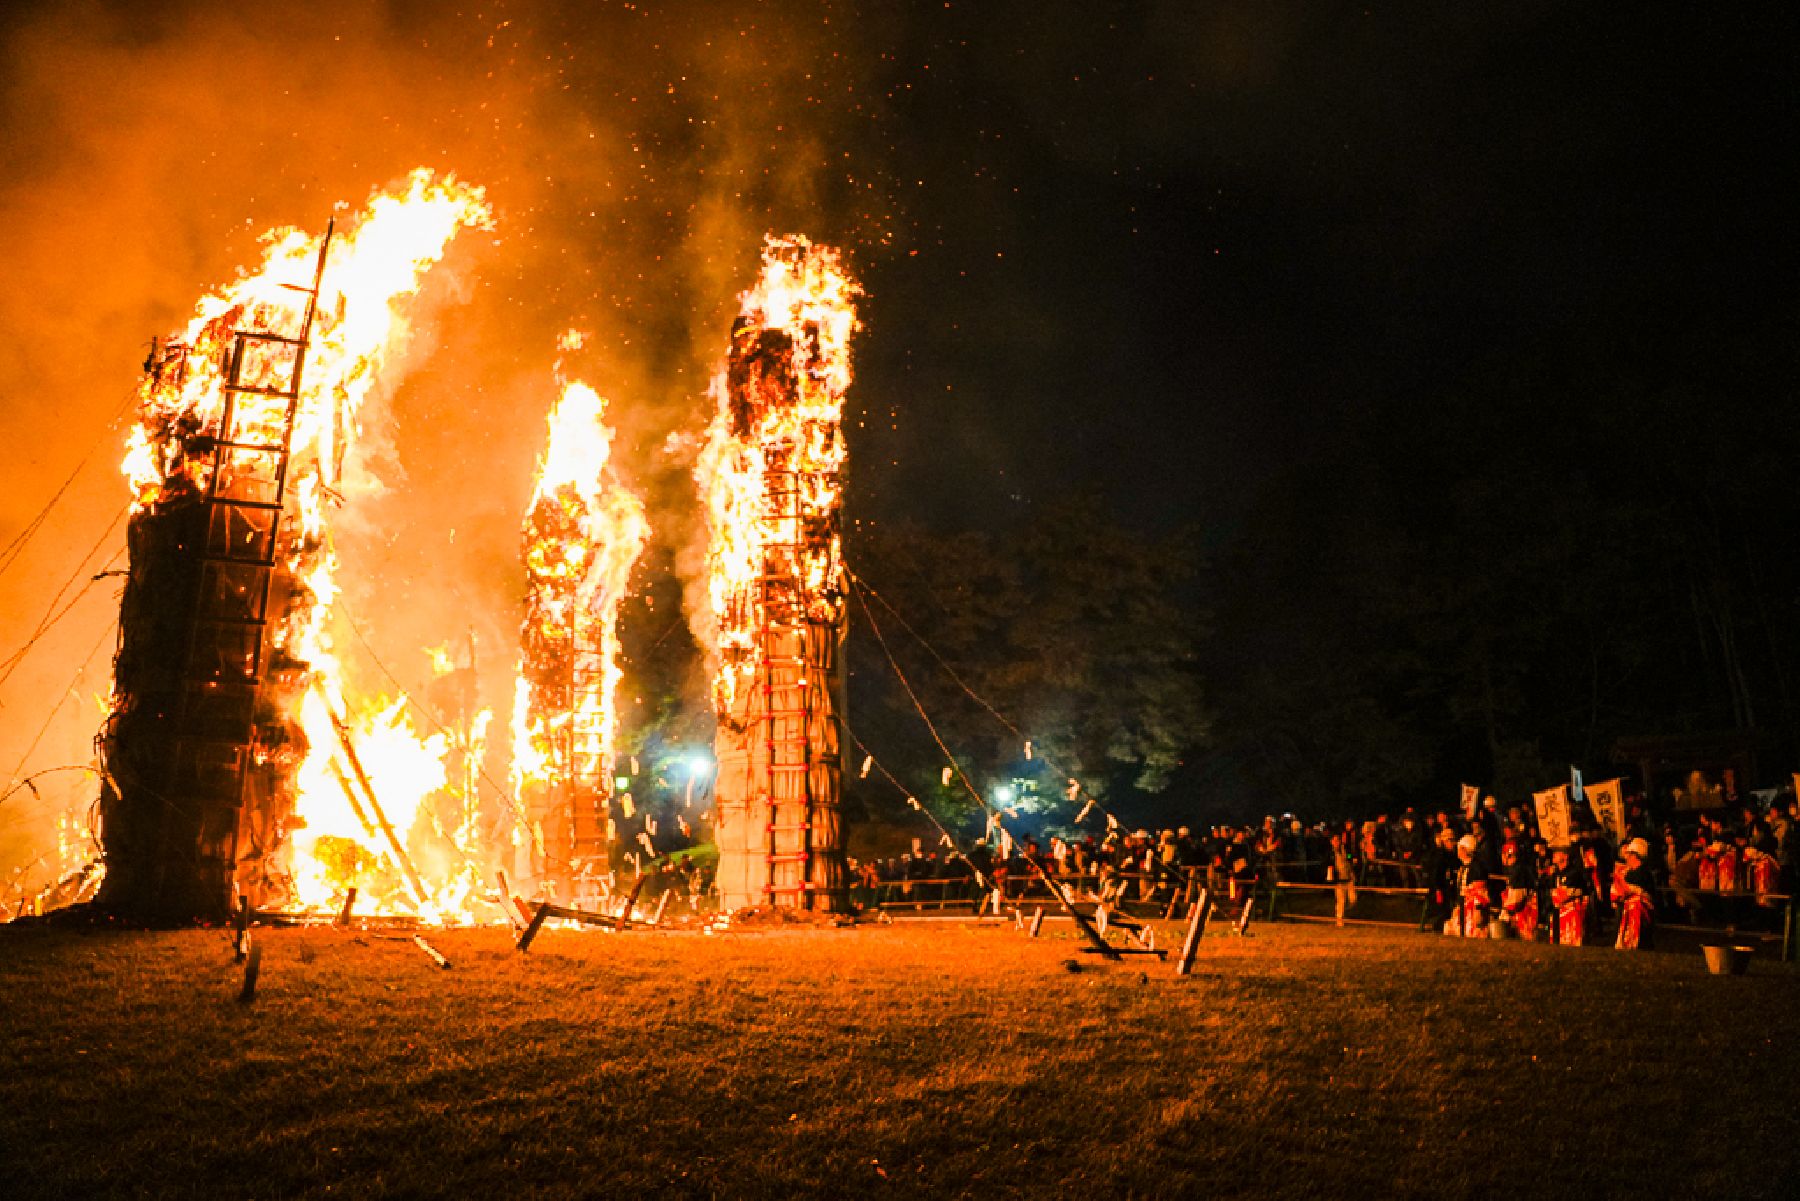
[1548,845,1591,946]
[1612,837,1656,950]
[1453,834,1491,938]
[1327,830,1357,927]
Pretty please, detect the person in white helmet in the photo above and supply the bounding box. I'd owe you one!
[1453,833,1491,938]
[1610,837,1656,950]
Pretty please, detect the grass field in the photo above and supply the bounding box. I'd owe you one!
[2,915,1796,1199]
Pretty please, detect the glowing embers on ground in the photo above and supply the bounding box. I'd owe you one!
[512,342,649,900]
[117,169,491,922]
[696,234,860,716]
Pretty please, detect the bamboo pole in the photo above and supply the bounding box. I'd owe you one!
[320,688,429,906]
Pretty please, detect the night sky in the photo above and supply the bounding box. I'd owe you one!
[1,2,1794,875]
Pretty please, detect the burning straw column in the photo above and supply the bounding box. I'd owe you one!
[513,371,648,904]
[699,236,858,912]
[96,173,488,924]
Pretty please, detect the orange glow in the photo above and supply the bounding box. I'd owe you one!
[123,170,491,921]
[512,358,649,893]
[696,235,860,714]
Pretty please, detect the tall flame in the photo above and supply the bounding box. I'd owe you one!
[121,169,491,920]
[512,358,649,892]
[697,235,860,714]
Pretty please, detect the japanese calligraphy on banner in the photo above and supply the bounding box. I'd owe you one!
[1533,784,1573,848]
[1586,777,1626,843]
[1460,783,1480,822]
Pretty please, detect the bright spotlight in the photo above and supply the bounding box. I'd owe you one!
[993,784,1015,804]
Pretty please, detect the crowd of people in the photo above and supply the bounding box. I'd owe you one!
[854,789,1800,950]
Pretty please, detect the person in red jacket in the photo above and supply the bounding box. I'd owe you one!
[1612,837,1656,950]
[1548,846,1590,946]
[1500,839,1538,940]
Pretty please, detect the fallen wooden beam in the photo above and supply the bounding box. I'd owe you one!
[412,935,452,970]
[517,900,628,953]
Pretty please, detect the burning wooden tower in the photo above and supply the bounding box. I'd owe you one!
[700,236,858,911]
[512,363,648,904]
[95,238,331,925]
[95,173,488,923]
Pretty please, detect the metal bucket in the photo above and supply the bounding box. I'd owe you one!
[1702,944,1754,976]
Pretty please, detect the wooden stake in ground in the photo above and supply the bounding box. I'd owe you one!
[233,894,251,963]
[336,888,358,928]
[1029,906,1045,938]
[1175,889,1210,976]
[238,943,262,1003]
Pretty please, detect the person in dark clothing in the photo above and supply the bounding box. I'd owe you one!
[1422,827,1459,933]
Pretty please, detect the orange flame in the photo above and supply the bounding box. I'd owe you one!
[123,169,491,921]
[513,361,649,891]
[697,235,860,714]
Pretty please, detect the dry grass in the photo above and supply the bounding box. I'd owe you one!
[2,917,1796,1200]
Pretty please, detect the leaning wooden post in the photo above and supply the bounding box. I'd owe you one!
[517,901,553,953]
[1025,852,1120,961]
[616,873,649,925]
[1028,906,1045,938]
[1236,892,1256,936]
[1175,889,1210,976]
[322,688,430,907]
[336,887,358,928]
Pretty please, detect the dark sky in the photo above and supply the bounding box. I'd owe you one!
[0,1,1794,866]
[846,3,1795,537]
